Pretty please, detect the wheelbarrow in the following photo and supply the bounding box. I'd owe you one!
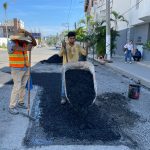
[62,61,97,110]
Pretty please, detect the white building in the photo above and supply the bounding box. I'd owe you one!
[85,0,150,60]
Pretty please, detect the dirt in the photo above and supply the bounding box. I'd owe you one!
[40,54,63,64]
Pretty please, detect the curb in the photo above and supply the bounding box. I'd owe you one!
[105,63,150,89]
[88,56,150,89]
[136,61,150,69]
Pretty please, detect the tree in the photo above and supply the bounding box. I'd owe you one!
[3,2,8,38]
[111,11,128,30]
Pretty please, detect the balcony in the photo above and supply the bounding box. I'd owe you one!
[139,13,150,22]
[138,0,150,22]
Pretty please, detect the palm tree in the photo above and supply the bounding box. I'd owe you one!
[111,11,128,30]
[3,2,8,39]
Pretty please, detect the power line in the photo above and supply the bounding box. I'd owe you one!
[121,0,144,16]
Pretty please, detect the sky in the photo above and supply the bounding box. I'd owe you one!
[0,0,85,36]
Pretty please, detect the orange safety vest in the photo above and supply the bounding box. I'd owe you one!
[9,41,29,68]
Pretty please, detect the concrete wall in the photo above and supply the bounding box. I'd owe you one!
[116,24,150,60]
[0,38,7,47]
[131,23,149,43]
[130,0,150,26]
[143,49,150,60]
[112,0,131,30]
[115,29,128,56]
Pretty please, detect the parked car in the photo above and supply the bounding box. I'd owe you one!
[37,45,42,48]
[55,44,61,49]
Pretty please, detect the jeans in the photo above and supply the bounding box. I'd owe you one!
[125,50,132,62]
[61,77,65,98]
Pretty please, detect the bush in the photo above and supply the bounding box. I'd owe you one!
[144,41,150,50]
[95,26,119,57]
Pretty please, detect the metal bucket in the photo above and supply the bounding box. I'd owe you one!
[128,84,140,99]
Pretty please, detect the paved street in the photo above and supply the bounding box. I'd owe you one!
[0,47,150,150]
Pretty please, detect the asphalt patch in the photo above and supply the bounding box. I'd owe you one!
[0,67,11,74]
[65,69,96,109]
[40,54,62,64]
[23,72,121,147]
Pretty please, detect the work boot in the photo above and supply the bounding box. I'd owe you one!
[9,107,19,115]
[61,98,67,105]
[17,103,27,109]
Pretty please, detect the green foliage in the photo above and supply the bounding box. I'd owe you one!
[75,13,121,56]
[111,10,128,30]
[143,41,150,50]
[95,26,119,57]
[47,36,59,46]
[75,27,87,42]
[3,2,8,10]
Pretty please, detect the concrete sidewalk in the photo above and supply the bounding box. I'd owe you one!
[89,55,150,88]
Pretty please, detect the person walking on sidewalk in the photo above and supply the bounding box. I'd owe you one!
[59,31,87,104]
[124,40,134,64]
[8,29,37,115]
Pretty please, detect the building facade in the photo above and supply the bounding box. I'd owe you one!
[84,0,150,60]
[0,18,24,37]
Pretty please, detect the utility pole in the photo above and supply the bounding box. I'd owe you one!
[106,0,111,60]
[67,23,69,32]
[74,22,77,30]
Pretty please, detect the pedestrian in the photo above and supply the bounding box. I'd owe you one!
[8,29,37,115]
[132,48,141,61]
[59,31,87,104]
[124,40,134,63]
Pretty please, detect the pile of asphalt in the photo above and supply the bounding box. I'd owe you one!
[23,72,121,147]
[40,54,63,64]
[65,69,95,109]
[5,71,139,147]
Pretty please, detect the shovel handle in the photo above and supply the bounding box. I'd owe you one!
[27,50,31,116]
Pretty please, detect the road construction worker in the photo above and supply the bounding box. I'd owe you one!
[8,29,37,115]
[59,31,87,104]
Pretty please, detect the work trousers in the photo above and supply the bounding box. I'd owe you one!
[9,68,29,108]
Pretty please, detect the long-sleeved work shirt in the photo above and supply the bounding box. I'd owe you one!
[59,42,86,65]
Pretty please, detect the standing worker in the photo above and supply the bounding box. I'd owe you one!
[59,31,87,104]
[8,29,37,115]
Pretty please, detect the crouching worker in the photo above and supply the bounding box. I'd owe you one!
[8,29,37,115]
[59,31,87,105]
[132,49,141,62]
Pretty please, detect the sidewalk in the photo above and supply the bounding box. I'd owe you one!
[89,55,150,88]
